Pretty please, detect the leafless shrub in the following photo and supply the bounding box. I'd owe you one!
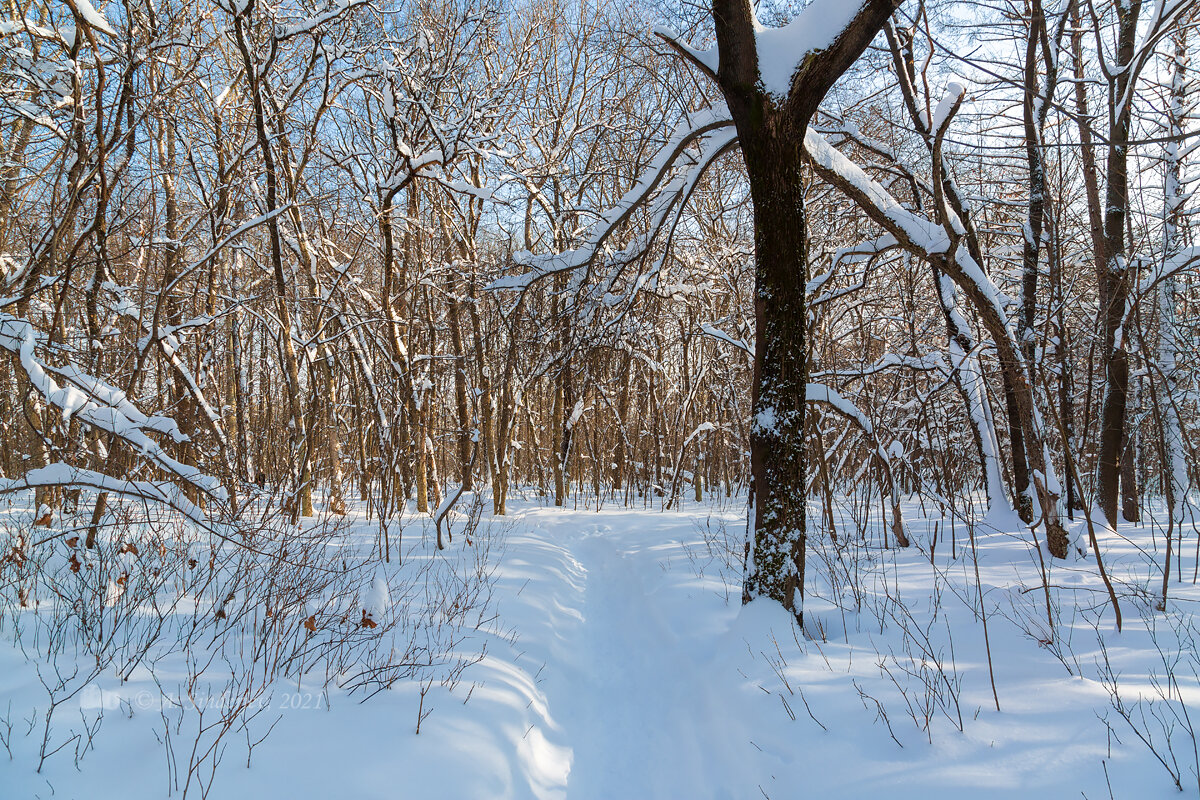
[0,491,502,794]
[682,512,743,601]
[1095,609,1200,794]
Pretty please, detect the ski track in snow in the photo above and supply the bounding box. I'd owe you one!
[557,528,734,800]
[502,511,747,800]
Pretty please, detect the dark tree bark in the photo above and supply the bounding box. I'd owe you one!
[1095,1,1140,525]
[1121,376,1140,522]
[1068,0,1108,279]
[1018,0,1069,522]
[705,0,902,621]
[448,292,474,492]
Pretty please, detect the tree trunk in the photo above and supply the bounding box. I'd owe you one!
[1159,27,1190,591]
[233,6,312,520]
[738,130,808,616]
[448,291,473,491]
[706,0,902,621]
[1094,0,1139,526]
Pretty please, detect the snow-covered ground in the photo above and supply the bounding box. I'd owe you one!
[1,493,1198,798]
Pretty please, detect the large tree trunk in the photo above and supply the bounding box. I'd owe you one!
[739,131,808,615]
[707,0,902,622]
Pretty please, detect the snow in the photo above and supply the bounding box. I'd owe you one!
[0,314,224,501]
[364,571,391,624]
[808,382,875,434]
[682,421,716,448]
[0,464,210,525]
[1,493,1199,798]
[930,82,966,133]
[753,0,867,100]
[802,128,1016,326]
[804,128,951,254]
[491,112,734,293]
[651,26,718,76]
[71,0,116,36]
[753,406,777,434]
[275,0,362,40]
[699,322,752,354]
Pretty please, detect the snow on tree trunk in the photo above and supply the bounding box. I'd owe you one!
[1160,26,1191,567]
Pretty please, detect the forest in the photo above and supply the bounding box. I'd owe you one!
[0,0,1198,796]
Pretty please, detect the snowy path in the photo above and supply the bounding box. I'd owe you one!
[557,529,739,800]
